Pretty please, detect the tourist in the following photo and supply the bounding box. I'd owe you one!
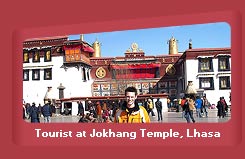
[114,86,150,123]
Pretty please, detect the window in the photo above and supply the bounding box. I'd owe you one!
[32,51,40,62]
[44,50,52,62]
[32,69,40,80]
[219,76,231,89]
[198,58,213,72]
[23,70,29,81]
[44,68,52,80]
[65,48,81,62]
[169,89,177,97]
[199,77,214,90]
[218,57,230,71]
[23,52,29,63]
[82,67,86,81]
[87,71,90,80]
[158,81,168,88]
[169,81,177,88]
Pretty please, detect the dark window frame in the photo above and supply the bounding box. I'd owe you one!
[82,67,86,81]
[218,56,230,71]
[44,68,52,80]
[87,70,90,80]
[32,51,40,63]
[23,70,29,81]
[199,77,214,90]
[198,57,213,72]
[23,52,29,63]
[44,49,52,62]
[32,69,40,80]
[219,76,231,90]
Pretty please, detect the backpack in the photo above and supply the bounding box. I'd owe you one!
[181,99,186,107]
[182,101,189,111]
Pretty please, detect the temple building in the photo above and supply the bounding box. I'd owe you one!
[90,36,181,97]
[22,34,231,115]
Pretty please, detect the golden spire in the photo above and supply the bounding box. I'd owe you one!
[168,36,178,55]
[80,34,84,41]
[92,38,101,57]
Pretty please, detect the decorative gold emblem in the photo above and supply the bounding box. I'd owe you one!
[165,64,176,75]
[131,43,138,52]
[96,67,106,78]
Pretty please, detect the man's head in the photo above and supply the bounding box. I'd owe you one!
[125,87,137,108]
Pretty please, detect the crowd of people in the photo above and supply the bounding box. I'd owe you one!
[178,95,230,123]
[78,100,117,123]
[23,86,230,124]
[78,87,163,123]
[23,100,54,123]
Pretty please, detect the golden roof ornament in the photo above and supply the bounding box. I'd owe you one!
[126,48,131,52]
[168,36,179,55]
[80,34,84,41]
[131,43,138,52]
[92,38,101,57]
[165,64,176,75]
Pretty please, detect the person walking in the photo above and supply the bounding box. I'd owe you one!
[25,103,31,119]
[96,101,103,122]
[221,97,229,116]
[202,96,209,117]
[147,98,155,116]
[28,102,40,123]
[180,97,187,118]
[195,96,203,118]
[41,101,52,123]
[217,97,227,118]
[77,101,84,117]
[183,97,196,123]
[167,96,171,112]
[114,86,150,123]
[155,98,163,121]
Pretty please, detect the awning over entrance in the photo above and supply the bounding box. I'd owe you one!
[111,63,161,69]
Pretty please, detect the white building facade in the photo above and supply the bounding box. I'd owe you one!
[180,48,231,105]
[23,37,94,105]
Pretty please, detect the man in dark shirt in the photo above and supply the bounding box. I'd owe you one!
[41,101,52,123]
[155,98,163,121]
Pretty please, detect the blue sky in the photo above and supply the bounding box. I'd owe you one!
[69,22,230,57]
